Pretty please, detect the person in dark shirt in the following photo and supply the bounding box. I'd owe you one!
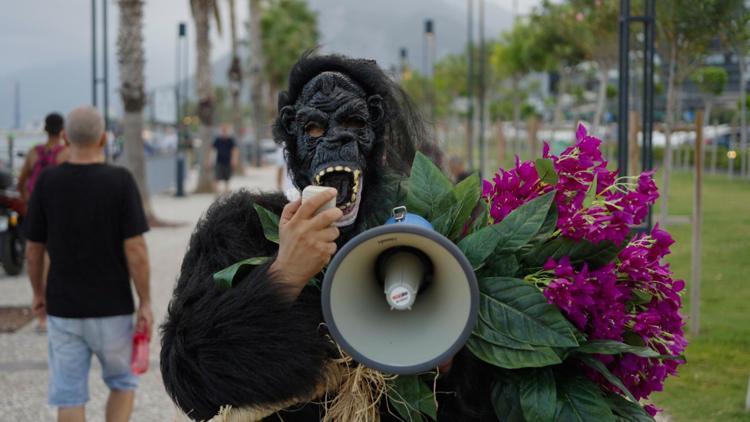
[211,124,239,194]
[24,106,152,422]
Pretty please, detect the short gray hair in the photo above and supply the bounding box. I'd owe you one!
[65,106,104,145]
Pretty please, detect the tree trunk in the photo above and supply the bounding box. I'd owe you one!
[527,116,539,158]
[193,0,215,193]
[660,44,677,225]
[249,0,266,167]
[512,76,521,158]
[123,111,153,217]
[740,51,748,178]
[592,66,608,138]
[228,0,245,174]
[552,68,568,138]
[117,0,154,220]
[497,121,506,168]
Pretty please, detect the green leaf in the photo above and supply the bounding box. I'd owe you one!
[406,152,453,219]
[519,368,557,422]
[522,237,621,271]
[467,336,562,369]
[446,173,482,238]
[494,191,556,255]
[431,204,457,237]
[468,200,490,234]
[473,317,535,350]
[555,376,616,422]
[631,290,653,305]
[577,355,638,403]
[478,254,519,278]
[459,192,554,270]
[253,204,280,244]
[479,277,579,348]
[535,158,559,185]
[605,394,655,422]
[574,340,662,358]
[388,374,437,421]
[491,380,526,422]
[623,331,647,347]
[518,203,558,256]
[212,256,270,289]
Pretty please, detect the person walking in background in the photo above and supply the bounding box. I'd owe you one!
[448,155,471,183]
[211,124,238,194]
[17,112,70,202]
[17,112,70,332]
[23,106,152,422]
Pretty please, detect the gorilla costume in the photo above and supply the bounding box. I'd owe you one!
[161,54,496,421]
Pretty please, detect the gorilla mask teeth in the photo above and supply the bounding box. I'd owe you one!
[311,165,363,227]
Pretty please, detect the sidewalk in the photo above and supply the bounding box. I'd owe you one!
[0,166,279,421]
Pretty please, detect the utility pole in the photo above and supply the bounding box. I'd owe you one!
[249,0,265,167]
[690,110,704,336]
[13,82,20,129]
[466,0,474,170]
[92,0,97,106]
[478,0,486,178]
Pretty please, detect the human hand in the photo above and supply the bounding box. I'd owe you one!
[270,188,343,297]
[136,302,154,339]
[31,293,45,317]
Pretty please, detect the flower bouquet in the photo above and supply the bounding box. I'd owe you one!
[388,124,686,421]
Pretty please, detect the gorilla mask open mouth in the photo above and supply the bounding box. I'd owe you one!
[313,164,363,227]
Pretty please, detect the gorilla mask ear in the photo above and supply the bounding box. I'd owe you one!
[279,105,297,135]
[367,95,384,125]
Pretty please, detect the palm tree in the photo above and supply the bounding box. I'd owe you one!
[248,0,265,167]
[227,0,245,172]
[191,0,222,193]
[117,0,154,219]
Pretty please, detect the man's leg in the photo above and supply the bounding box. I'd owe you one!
[47,316,92,422]
[58,406,85,422]
[105,390,134,422]
[95,315,138,422]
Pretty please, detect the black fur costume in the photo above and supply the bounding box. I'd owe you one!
[160,54,496,421]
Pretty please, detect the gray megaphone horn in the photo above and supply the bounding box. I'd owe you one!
[322,206,479,374]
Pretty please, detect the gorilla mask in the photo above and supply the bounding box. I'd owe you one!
[279,71,385,226]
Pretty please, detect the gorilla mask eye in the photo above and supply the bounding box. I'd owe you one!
[305,122,325,138]
[343,117,366,130]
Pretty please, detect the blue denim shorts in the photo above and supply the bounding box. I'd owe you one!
[47,314,138,407]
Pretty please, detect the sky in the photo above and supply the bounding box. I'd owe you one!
[0,0,546,128]
[0,0,543,83]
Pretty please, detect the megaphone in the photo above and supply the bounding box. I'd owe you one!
[322,206,479,374]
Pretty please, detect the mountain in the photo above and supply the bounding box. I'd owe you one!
[0,0,513,129]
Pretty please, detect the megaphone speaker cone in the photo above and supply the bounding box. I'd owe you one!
[322,223,478,375]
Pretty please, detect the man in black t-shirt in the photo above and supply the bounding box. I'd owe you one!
[211,124,238,194]
[24,106,152,422]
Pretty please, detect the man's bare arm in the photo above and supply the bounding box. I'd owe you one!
[26,241,46,315]
[125,235,153,334]
[17,150,36,202]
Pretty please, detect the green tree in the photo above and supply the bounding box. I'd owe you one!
[656,0,731,223]
[692,67,728,173]
[491,23,544,156]
[260,0,319,105]
[722,0,750,177]
[530,1,589,131]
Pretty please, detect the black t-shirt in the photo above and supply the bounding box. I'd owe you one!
[213,136,236,166]
[23,163,149,318]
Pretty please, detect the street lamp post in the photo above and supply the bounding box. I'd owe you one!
[424,20,436,127]
[477,0,486,178]
[467,0,475,170]
[175,22,187,198]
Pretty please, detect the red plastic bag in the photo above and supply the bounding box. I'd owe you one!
[130,328,150,375]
